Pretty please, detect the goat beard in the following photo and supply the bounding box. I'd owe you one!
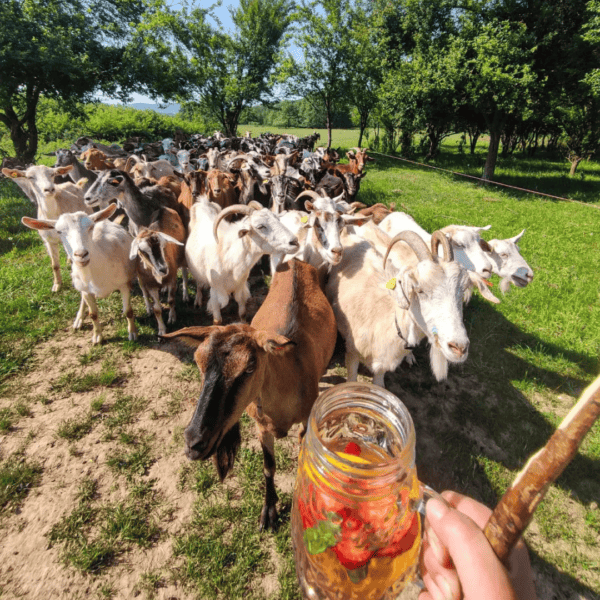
[430,345,449,382]
[212,422,241,482]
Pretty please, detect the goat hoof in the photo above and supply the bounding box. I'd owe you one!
[129,332,138,341]
[259,504,278,531]
[405,353,416,366]
[52,284,61,293]
[91,335,104,345]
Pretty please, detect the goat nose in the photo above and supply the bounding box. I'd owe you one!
[290,238,299,248]
[448,341,469,357]
[481,267,492,278]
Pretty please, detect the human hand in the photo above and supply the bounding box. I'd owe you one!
[419,491,537,600]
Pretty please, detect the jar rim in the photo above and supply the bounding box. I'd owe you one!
[305,382,416,486]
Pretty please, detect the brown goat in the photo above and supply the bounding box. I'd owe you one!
[356,202,396,225]
[161,259,337,530]
[79,148,115,171]
[131,206,186,335]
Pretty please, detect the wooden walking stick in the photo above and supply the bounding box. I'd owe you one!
[484,374,600,564]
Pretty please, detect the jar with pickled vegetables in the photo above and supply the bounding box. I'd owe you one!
[291,382,423,600]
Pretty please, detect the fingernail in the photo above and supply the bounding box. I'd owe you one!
[426,497,449,522]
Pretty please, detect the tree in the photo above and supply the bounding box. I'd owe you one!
[155,0,293,138]
[280,0,353,148]
[451,18,538,181]
[0,0,163,163]
[346,0,383,148]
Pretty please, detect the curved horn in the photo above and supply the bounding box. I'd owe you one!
[296,190,323,205]
[226,153,253,167]
[248,200,263,211]
[213,204,254,242]
[383,231,433,270]
[431,230,454,262]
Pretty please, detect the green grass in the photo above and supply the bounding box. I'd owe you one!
[48,476,160,574]
[0,455,42,514]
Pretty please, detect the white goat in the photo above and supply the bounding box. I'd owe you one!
[487,230,534,292]
[22,204,137,345]
[3,165,90,292]
[276,190,368,274]
[185,200,299,324]
[326,228,500,387]
[379,211,493,278]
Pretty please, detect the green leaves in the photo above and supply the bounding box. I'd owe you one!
[303,514,341,555]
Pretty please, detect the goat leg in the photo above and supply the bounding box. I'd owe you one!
[73,294,87,330]
[180,266,190,303]
[149,287,167,336]
[167,281,177,325]
[42,235,62,292]
[345,352,360,382]
[121,286,137,342]
[258,427,278,531]
[82,292,103,345]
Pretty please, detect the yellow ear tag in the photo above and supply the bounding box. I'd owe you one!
[263,179,269,184]
[10,172,17,178]
[301,216,308,223]
[386,277,396,290]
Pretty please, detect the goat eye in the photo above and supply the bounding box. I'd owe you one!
[245,364,255,374]
[500,253,509,259]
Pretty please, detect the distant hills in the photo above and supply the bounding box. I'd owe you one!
[128,103,180,115]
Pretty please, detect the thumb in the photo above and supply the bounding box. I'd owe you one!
[425,497,518,600]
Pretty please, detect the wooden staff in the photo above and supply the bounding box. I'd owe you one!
[484,374,600,564]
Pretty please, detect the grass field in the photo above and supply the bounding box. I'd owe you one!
[0,128,599,599]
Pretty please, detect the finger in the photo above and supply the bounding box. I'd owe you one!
[424,522,453,568]
[426,497,518,600]
[442,490,493,529]
[422,542,455,582]
[421,571,461,600]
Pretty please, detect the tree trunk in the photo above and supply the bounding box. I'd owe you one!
[569,157,582,175]
[326,102,333,149]
[1,104,39,164]
[482,127,502,182]
[357,109,369,149]
[467,126,481,154]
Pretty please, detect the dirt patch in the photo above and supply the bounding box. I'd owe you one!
[0,307,594,600]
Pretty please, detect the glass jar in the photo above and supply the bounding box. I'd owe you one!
[291,382,424,600]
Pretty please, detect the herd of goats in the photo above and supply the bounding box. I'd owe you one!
[2,130,535,527]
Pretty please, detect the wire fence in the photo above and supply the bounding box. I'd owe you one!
[369,151,600,210]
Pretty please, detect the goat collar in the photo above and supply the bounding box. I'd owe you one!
[395,313,417,350]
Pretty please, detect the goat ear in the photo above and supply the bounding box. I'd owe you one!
[91,203,117,222]
[21,216,56,231]
[129,239,140,261]
[304,200,315,212]
[510,229,526,244]
[257,332,296,354]
[55,165,73,176]
[395,270,415,310]
[467,272,501,304]
[2,168,25,178]
[479,238,492,252]
[159,326,214,348]
[158,232,184,246]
